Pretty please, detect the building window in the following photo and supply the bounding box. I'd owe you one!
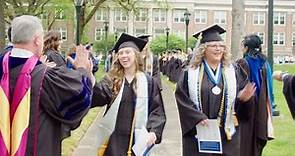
[135,9,148,22]
[135,28,146,36]
[96,8,108,21]
[274,12,286,25]
[214,11,226,24]
[254,32,265,44]
[292,32,295,46]
[273,32,285,45]
[195,10,207,24]
[153,8,166,22]
[56,28,67,41]
[55,9,66,20]
[115,8,127,22]
[253,12,265,25]
[115,28,127,35]
[173,9,186,23]
[154,28,164,36]
[95,28,104,41]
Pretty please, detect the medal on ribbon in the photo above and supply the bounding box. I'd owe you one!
[203,60,222,95]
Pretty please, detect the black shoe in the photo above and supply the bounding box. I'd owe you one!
[272,110,280,116]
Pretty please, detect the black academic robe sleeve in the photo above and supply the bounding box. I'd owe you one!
[175,70,208,135]
[40,66,93,130]
[44,50,66,67]
[146,77,166,144]
[152,55,162,90]
[91,75,113,107]
[283,75,295,119]
[234,59,254,122]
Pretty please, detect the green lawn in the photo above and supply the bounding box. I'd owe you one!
[263,64,295,156]
[62,65,106,156]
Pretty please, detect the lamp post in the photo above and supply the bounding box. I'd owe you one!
[75,0,84,45]
[267,0,274,71]
[165,27,170,51]
[114,30,118,41]
[184,10,191,53]
[104,21,109,54]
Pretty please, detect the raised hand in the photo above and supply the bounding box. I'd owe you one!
[237,82,256,102]
[273,70,287,81]
[74,45,91,72]
[39,55,56,68]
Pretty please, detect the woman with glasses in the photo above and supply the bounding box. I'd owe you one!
[175,24,255,156]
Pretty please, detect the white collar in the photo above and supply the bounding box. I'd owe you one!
[10,48,34,58]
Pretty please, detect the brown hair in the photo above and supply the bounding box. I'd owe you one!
[106,48,144,97]
[43,30,61,52]
[66,44,76,56]
[190,43,232,69]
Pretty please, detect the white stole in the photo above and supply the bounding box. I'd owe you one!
[188,64,237,140]
[94,71,148,149]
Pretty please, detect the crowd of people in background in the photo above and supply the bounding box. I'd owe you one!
[0,14,294,156]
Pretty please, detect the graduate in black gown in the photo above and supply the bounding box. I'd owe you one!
[175,25,255,156]
[92,33,166,156]
[138,35,162,90]
[43,30,66,67]
[273,71,295,119]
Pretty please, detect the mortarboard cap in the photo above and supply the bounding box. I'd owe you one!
[137,34,151,42]
[113,33,147,53]
[193,24,226,44]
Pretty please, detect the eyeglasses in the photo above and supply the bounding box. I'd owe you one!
[206,44,226,49]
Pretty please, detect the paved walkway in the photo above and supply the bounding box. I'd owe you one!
[72,81,182,156]
[150,81,182,156]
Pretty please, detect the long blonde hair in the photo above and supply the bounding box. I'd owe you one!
[106,49,144,97]
[190,43,232,69]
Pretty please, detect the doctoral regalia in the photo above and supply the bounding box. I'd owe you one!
[0,52,93,156]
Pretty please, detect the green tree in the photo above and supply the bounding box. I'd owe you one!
[188,36,197,50]
[150,34,185,54]
[93,33,116,55]
[74,0,166,44]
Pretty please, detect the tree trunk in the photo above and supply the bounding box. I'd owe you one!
[0,0,5,54]
[231,0,245,60]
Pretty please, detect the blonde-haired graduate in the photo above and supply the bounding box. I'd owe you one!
[91,33,166,156]
[138,35,162,90]
[175,24,256,156]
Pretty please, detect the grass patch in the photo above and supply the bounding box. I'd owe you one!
[263,64,295,156]
[62,65,106,156]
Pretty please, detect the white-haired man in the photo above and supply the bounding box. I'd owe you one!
[0,15,94,156]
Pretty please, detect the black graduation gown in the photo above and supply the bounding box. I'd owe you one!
[175,66,249,156]
[283,75,295,119]
[151,55,162,90]
[0,56,93,156]
[44,49,66,67]
[172,58,183,83]
[236,59,273,156]
[91,74,166,156]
